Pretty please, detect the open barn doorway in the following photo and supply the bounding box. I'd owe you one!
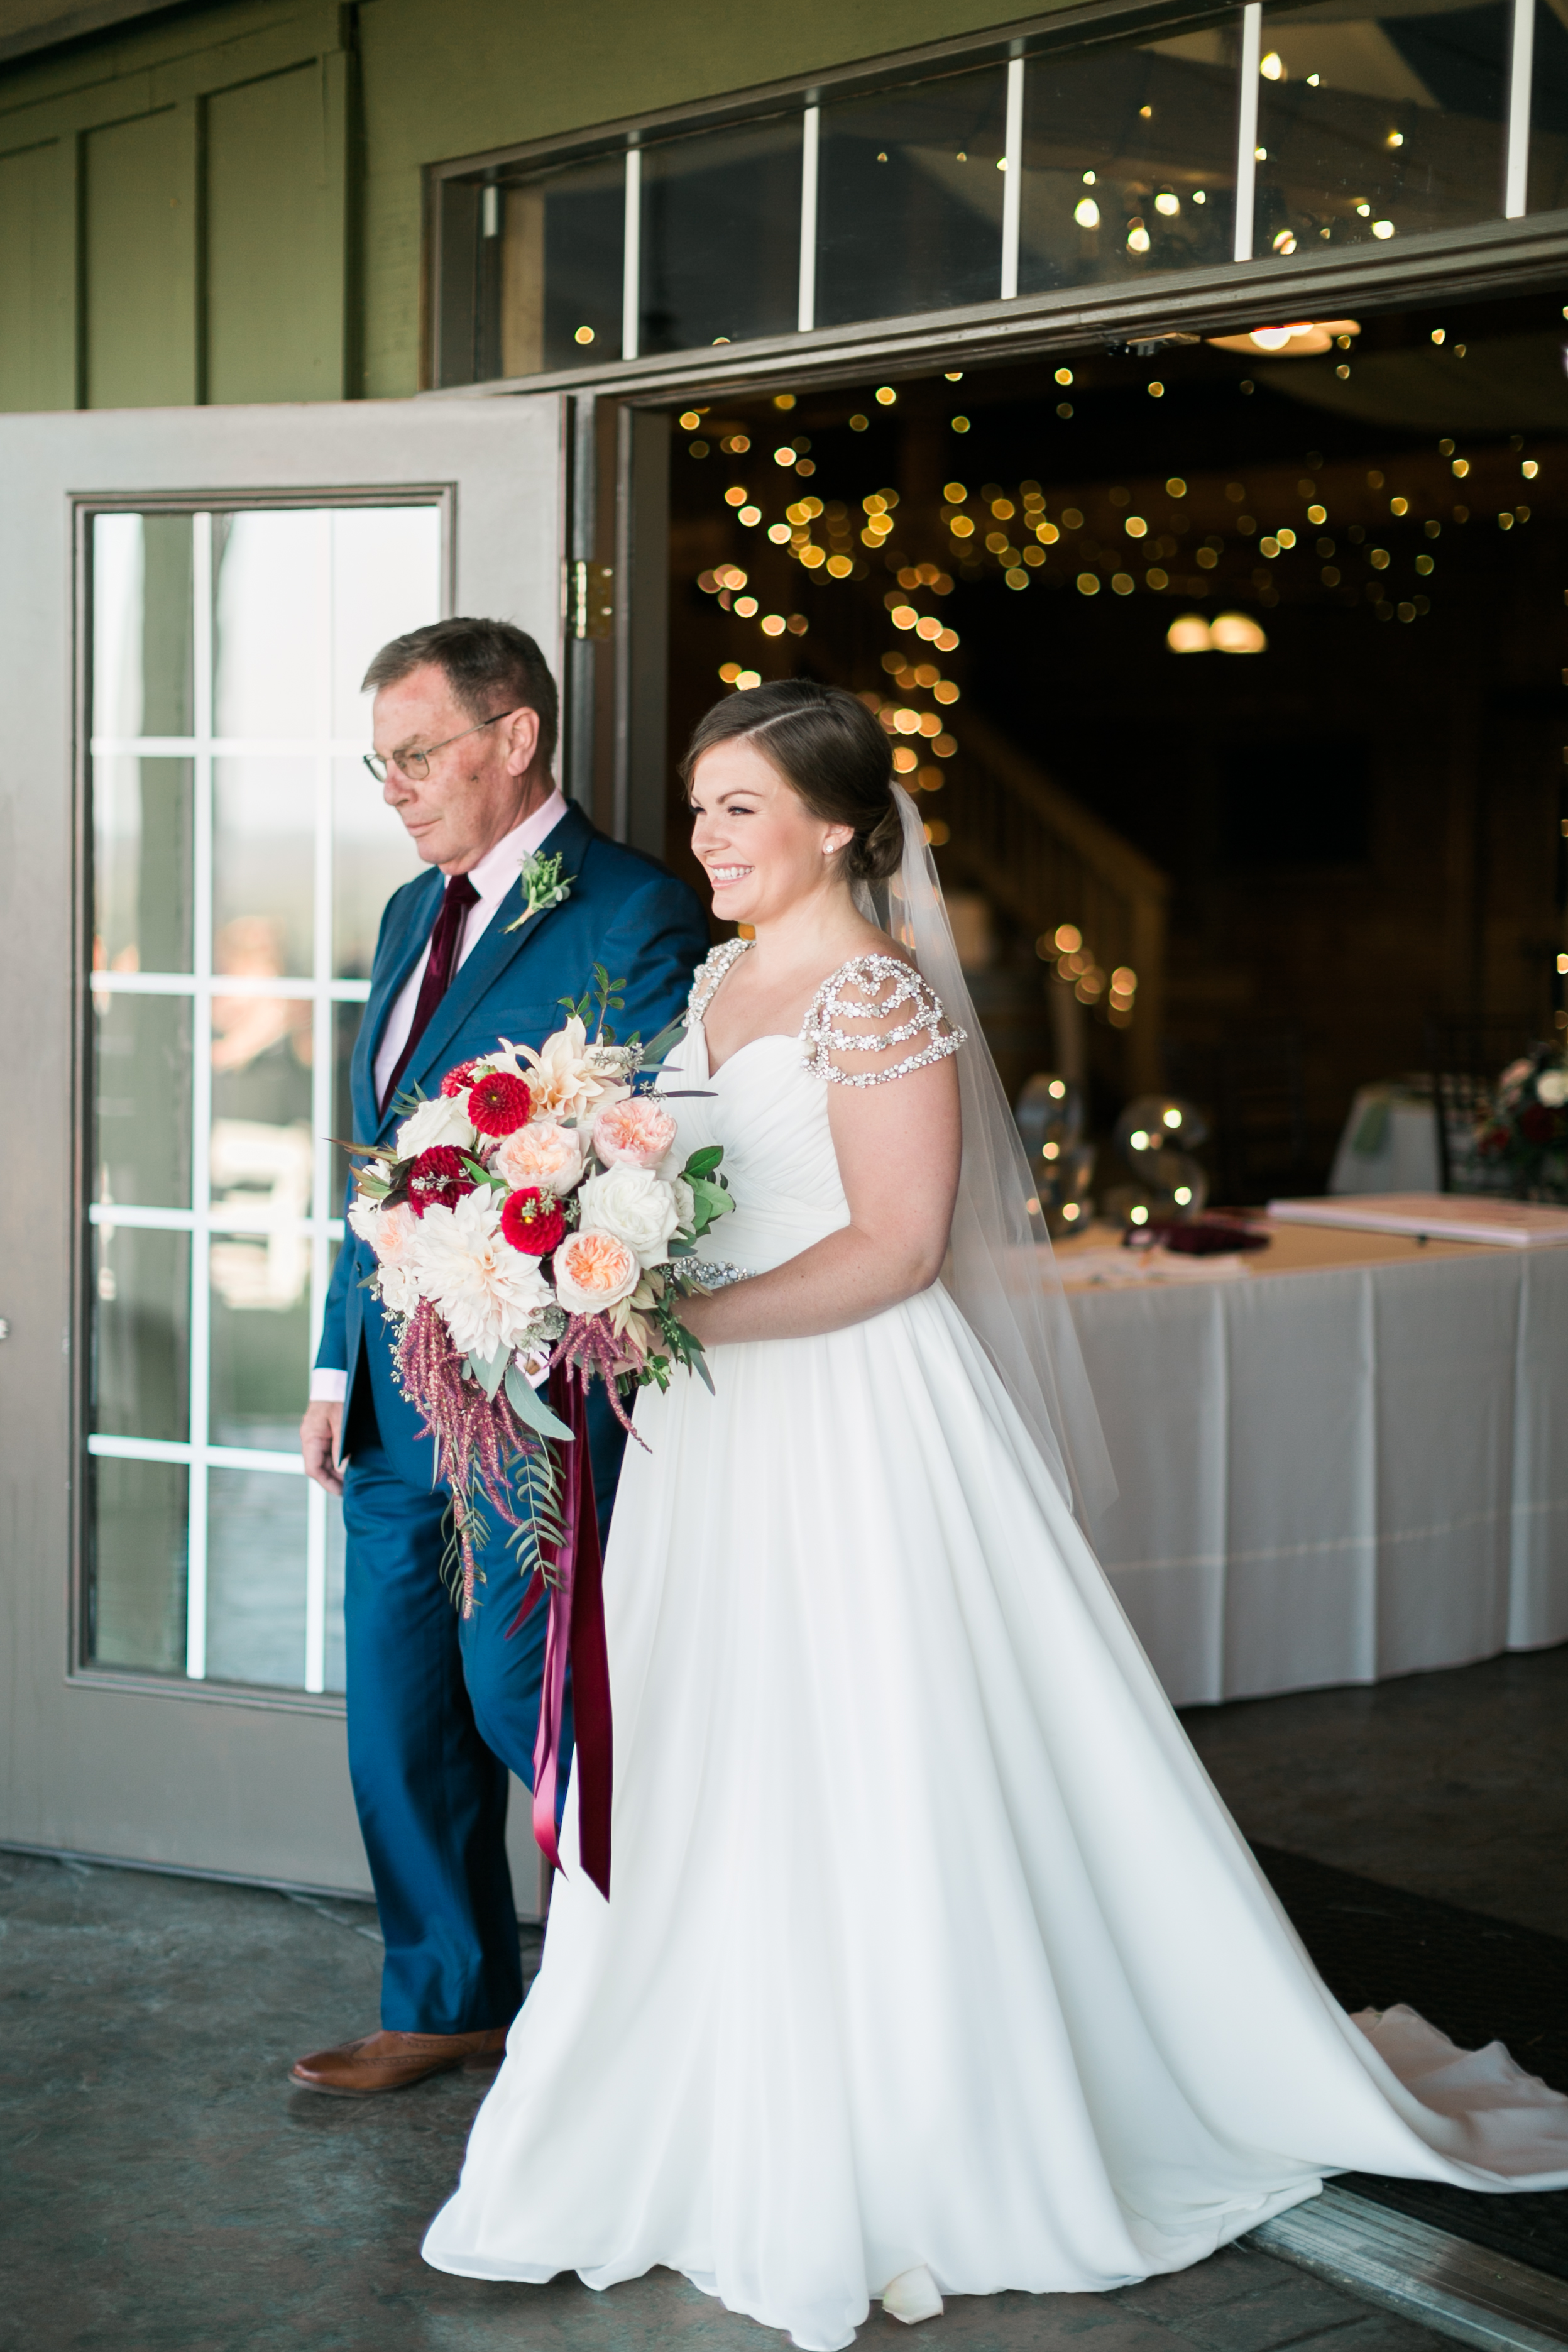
[661,284,1568,1209]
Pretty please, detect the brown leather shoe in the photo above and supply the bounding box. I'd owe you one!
[290,2026,508,2096]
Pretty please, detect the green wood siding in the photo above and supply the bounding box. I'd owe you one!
[207,62,345,402]
[0,0,1046,409]
[0,135,74,409]
[84,106,196,405]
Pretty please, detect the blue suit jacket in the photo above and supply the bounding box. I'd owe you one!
[317,799,710,1485]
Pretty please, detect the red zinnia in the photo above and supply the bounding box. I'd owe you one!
[468,1070,534,1138]
[440,1058,483,1099]
[407,1145,475,1217]
[500,1187,566,1256]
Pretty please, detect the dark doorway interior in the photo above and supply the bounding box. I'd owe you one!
[662,288,1568,1200]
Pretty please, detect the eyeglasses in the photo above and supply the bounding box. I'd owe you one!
[363,706,524,785]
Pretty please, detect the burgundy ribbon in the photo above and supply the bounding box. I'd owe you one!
[506,1365,613,1900]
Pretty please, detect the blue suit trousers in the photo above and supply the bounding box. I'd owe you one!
[341,1377,624,2033]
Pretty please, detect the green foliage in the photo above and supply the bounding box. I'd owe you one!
[557,962,627,1044]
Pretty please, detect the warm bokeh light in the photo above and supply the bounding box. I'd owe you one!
[1210,612,1268,654]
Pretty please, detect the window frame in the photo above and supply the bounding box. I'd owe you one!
[71,482,456,1715]
[422,0,1565,400]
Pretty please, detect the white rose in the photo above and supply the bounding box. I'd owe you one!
[395,1093,475,1159]
[577,1163,682,1270]
[655,1153,695,1231]
[1538,1067,1568,1109]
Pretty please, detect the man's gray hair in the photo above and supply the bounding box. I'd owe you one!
[363,617,558,772]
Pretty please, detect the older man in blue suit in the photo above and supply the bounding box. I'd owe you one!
[294,618,707,2096]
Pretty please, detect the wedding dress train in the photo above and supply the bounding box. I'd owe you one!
[423,955,1568,2351]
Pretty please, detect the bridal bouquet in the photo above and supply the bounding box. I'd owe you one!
[343,972,729,1898]
[348,970,732,1603]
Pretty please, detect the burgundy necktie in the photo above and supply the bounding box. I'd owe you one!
[380,872,480,1113]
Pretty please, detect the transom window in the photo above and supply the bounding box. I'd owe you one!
[87,502,442,1695]
[432,0,1564,388]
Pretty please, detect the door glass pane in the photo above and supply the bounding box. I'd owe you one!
[93,757,194,975]
[1254,0,1508,260]
[214,510,326,737]
[89,1456,187,1673]
[817,66,1009,327]
[333,999,367,1206]
[92,1226,190,1443]
[209,1264,312,1446]
[214,758,314,979]
[639,116,803,354]
[206,1466,307,1688]
[325,1497,347,1696]
[329,506,444,737]
[92,512,194,740]
[92,991,192,1209]
[1019,29,1241,292]
[86,496,443,1696]
[334,759,422,981]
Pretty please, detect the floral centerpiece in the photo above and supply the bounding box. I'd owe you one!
[1476,1044,1568,1203]
[341,970,730,1898]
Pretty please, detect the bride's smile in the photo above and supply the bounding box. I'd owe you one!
[688,736,856,933]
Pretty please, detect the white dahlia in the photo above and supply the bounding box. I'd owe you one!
[518,1017,630,1123]
[412,1187,552,1361]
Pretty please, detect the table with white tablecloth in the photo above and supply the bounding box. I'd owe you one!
[1057,1220,1568,1708]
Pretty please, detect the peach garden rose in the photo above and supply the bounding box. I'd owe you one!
[552,1228,641,1316]
[492,1119,586,1196]
[592,1096,679,1169]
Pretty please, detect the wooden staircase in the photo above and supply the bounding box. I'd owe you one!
[931,708,1170,1094]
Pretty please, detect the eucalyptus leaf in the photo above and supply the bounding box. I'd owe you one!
[468,1345,510,1400]
[504,1365,574,1441]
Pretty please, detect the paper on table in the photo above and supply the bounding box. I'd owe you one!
[1268,1192,1568,1248]
[1055,1245,1255,1287]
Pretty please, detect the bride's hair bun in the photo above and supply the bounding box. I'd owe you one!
[681,679,904,886]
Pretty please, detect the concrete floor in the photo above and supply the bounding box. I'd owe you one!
[1181,1644,1568,1940]
[4,1644,1562,2351]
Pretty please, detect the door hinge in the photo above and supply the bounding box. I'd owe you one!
[569,559,615,641]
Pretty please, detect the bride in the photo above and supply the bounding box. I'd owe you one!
[423,680,1568,2349]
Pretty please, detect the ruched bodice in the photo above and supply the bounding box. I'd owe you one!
[658,1017,851,1275]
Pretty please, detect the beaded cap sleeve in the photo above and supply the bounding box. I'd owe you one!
[686,937,751,1024]
[801,953,965,1087]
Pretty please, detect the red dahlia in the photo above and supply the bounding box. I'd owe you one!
[440,1058,483,1099]
[500,1187,566,1256]
[467,1070,534,1138]
[407,1145,475,1217]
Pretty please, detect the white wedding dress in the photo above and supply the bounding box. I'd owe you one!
[424,944,1568,2351]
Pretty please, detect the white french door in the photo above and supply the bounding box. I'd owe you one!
[0,394,562,1896]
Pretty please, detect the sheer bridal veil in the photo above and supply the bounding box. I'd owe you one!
[862,786,1117,1526]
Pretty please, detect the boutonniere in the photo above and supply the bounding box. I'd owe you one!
[505,850,574,934]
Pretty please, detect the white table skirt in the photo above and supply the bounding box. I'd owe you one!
[1065,1229,1568,1708]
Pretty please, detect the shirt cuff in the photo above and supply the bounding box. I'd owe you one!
[309,1368,348,1404]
